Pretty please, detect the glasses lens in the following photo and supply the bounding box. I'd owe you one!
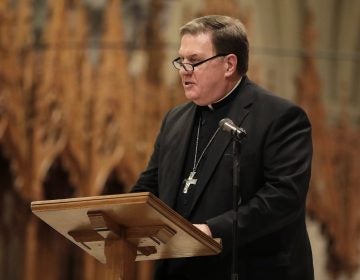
[173,59,181,70]
[182,63,193,72]
[173,59,193,72]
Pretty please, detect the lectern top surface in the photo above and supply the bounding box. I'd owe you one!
[31,192,222,263]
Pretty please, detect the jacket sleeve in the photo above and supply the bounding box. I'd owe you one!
[130,135,160,196]
[130,111,170,196]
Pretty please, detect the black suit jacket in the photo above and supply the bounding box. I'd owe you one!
[132,77,314,280]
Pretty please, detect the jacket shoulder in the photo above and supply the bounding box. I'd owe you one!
[244,78,307,117]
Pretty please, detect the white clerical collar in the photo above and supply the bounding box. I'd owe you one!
[207,77,243,110]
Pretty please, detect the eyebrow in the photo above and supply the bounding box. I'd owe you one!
[179,54,201,62]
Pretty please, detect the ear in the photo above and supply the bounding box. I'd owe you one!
[224,54,238,77]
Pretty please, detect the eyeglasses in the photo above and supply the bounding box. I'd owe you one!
[172,53,228,72]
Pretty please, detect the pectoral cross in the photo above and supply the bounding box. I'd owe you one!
[183,171,197,194]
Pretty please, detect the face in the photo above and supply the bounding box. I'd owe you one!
[177,32,229,106]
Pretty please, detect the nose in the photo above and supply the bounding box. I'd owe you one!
[179,67,187,75]
[179,66,192,76]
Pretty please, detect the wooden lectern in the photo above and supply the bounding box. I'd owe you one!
[31,192,222,280]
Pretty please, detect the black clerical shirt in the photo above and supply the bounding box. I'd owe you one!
[175,88,240,218]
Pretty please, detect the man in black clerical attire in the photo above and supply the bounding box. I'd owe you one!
[131,15,314,280]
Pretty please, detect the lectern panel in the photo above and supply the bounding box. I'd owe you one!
[31,192,221,264]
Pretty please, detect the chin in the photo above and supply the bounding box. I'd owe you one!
[190,98,208,106]
[184,91,198,101]
[193,101,209,106]
[184,91,209,106]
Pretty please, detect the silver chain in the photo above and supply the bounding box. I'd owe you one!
[193,116,221,171]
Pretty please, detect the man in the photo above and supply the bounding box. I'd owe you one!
[131,15,314,280]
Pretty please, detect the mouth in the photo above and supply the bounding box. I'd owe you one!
[184,81,194,87]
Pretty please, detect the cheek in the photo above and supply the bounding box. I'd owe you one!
[201,74,221,91]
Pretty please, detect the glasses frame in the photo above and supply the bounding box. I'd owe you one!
[172,53,228,72]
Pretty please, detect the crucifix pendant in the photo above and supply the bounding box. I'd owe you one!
[183,171,197,194]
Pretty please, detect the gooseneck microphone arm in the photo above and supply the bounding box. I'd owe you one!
[219,118,247,280]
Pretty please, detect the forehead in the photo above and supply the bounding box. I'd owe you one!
[178,32,214,57]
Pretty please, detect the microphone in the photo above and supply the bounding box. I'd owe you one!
[219,118,247,141]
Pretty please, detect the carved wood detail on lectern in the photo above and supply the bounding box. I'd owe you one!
[69,211,176,260]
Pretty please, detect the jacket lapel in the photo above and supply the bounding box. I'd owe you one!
[161,104,197,208]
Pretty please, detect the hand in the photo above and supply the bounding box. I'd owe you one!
[193,224,212,237]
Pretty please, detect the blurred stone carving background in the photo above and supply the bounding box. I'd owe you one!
[0,0,359,279]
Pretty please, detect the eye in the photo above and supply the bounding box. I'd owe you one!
[188,57,199,63]
[181,55,199,64]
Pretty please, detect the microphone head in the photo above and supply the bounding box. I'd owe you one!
[219,118,234,129]
[219,118,247,141]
